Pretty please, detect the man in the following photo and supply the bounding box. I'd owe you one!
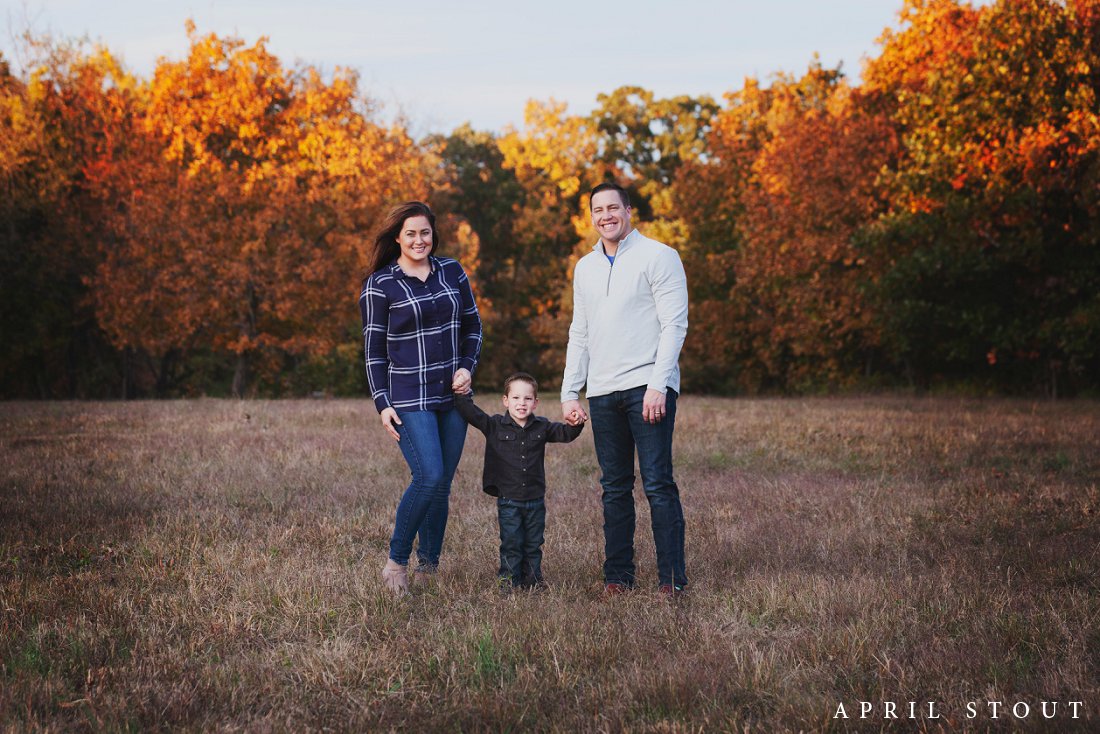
[561,181,689,595]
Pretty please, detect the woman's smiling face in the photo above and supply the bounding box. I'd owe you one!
[396,215,433,266]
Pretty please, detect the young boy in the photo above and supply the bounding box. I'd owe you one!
[454,372,585,589]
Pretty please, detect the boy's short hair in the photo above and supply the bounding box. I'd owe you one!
[503,372,538,396]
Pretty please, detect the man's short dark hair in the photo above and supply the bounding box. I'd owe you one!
[504,372,538,396]
[589,182,631,210]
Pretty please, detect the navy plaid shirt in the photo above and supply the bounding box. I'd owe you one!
[359,256,482,413]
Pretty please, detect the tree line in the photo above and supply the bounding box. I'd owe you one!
[2,0,1098,399]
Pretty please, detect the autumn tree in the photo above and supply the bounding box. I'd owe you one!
[477,99,602,386]
[734,68,898,390]
[671,65,896,392]
[669,78,766,392]
[0,54,53,395]
[90,24,426,396]
[863,0,1100,393]
[592,86,719,218]
[0,42,137,397]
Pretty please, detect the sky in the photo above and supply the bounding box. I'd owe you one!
[3,0,921,136]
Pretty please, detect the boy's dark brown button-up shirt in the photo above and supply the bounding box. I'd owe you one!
[454,392,584,500]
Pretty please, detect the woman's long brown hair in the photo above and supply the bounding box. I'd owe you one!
[364,201,439,277]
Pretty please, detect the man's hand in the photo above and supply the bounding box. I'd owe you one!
[642,388,667,424]
[451,368,472,394]
[380,407,402,441]
[562,399,588,426]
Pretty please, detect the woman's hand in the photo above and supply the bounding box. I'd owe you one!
[380,407,402,441]
[451,368,472,394]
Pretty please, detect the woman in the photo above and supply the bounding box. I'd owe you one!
[359,201,482,594]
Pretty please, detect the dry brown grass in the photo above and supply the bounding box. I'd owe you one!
[2,396,1098,732]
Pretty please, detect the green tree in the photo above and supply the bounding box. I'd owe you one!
[430,124,525,388]
[492,100,602,386]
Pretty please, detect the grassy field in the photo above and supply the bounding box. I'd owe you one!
[1,396,1098,732]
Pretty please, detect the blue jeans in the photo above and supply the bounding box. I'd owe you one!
[588,386,687,588]
[497,497,546,587]
[389,407,467,567]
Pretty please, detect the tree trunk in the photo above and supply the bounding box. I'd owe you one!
[232,351,249,398]
[122,347,130,400]
[233,280,258,398]
[155,350,177,398]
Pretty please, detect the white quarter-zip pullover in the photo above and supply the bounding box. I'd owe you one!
[561,229,689,401]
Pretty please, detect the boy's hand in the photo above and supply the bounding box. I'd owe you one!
[451,368,472,394]
[562,399,588,425]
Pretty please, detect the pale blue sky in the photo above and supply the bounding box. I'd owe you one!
[2,1,970,136]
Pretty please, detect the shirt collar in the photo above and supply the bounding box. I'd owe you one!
[502,412,536,430]
[391,255,439,279]
[594,228,638,255]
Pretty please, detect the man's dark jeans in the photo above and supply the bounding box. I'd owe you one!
[588,386,687,588]
[497,497,546,587]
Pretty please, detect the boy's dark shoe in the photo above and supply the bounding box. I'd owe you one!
[604,582,633,596]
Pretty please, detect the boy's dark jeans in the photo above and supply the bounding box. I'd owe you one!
[497,497,546,587]
[588,386,687,588]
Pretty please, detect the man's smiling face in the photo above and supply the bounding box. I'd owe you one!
[590,189,632,245]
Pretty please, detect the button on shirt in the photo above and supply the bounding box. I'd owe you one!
[359,256,482,413]
[454,392,584,501]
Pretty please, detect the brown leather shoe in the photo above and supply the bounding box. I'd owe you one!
[382,559,409,595]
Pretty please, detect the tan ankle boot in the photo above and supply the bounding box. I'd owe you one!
[382,559,408,595]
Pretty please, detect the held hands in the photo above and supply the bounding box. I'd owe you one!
[562,399,589,426]
[380,407,402,441]
[451,368,472,395]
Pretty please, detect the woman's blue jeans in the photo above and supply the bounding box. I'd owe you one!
[389,407,467,567]
[588,386,687,588]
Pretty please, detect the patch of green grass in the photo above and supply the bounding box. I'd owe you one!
[472,626,516,688]
[1043,450,1072,473]
[6,636,51,677]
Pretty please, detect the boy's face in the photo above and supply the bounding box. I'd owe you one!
[503,381,538,425]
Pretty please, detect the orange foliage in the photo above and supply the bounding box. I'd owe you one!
[743,89,896,377]
[674,66,897,391]
[5,2,1100,397]
[90,24,427,393]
